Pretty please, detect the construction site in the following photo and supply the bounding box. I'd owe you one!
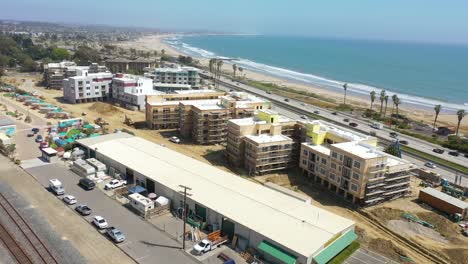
[2,73,468,264]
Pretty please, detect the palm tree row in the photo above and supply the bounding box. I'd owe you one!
[208,58,224,88]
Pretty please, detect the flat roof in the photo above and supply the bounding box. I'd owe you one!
[306,120,371,142]
[305,144,331,156]
[0,118,15,127]
[154,83,191,88]
[332,142,382,159]
[149,99,221,107]
[421,187,468,210]
[41,147,58,155]
[77,134,355,257]
[245,134,292,144]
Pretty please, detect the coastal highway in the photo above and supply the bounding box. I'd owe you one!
[204,73,468,186]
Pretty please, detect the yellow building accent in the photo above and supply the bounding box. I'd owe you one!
[258,110,278,123]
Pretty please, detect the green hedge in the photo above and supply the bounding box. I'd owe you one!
[328,241,360,264]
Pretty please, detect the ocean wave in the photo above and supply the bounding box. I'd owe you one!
[163,37,468,112]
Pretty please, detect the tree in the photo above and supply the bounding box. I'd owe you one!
[209,59,216,80]
[384,142,401,158]
[153,50,158,56]
[232,64,237,78]
[50,47,70,61]
[161,49,166,56]
[391,94,398,115]
[216,60,224,88]
[370,91,376,110]
[394,95,401,116]
[342,83,348,105]
[238,67,244,78]
[379,90,386,115]
[383,95,389,117]
[433,104,442,131]
[73,46,100,65]
[456,109,466,136]
[21,57,36,72]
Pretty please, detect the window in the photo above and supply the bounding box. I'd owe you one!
[332,152,338,158]
[303,149,308,156]
[321,158,327,165]
[320,168,326,175]
[330,174,336,180]
[353,172,360,180]
[350,184,358,192]
[375,164,380,168]
[354,161,361,169]
[339,155,343,161]
[331,163,336,169]
[302,159,307,165]
[316,156,320,161]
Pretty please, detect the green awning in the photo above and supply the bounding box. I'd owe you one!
[258,241,297,264]
[313,230,357,264]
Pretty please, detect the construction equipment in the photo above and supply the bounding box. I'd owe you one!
[442,185,463,198]
[124,115,134,126]
[94,117,109,126]
[403,213,434,228]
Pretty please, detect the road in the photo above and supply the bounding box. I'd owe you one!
[26,163,198,264]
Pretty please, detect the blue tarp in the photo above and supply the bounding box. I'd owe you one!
[128,185,146,194]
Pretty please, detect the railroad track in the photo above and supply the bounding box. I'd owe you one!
[355,210,450,264]
[0,193,59,264]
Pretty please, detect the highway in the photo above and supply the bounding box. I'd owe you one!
[204,72,468,186]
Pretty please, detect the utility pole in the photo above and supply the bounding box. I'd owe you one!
[179,185,192,250]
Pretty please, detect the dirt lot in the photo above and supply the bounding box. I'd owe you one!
[4,73,468,263]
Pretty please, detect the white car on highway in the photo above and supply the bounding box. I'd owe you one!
[92,216,109,229]
[104,179,127,190]
[63,195,77,205]
[425,162,436,169]
[169,136,181,143]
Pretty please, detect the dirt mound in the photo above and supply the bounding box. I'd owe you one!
[416,212,461,240]
[444,248,468,264]
[368,238,408,262]
[370,207,405,224]
[387,219,448,243]
[88,102,121,114]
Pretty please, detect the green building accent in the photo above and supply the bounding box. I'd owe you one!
[258,241,297,264]
[313,230,357,264]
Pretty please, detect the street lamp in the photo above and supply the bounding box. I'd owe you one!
[178,185,192,250]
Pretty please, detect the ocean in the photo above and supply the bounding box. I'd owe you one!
[164,35,468,112]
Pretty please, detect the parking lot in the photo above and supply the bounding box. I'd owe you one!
[345,248,399,264]
[25,162,198,264]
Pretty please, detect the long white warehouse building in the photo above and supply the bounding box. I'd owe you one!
[77,133,356,264]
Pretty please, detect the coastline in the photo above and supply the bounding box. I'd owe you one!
[114,34,468,131]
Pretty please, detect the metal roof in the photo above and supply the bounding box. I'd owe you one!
[77,134,355,258]
[420,187,468,210]
[0,117,15,127]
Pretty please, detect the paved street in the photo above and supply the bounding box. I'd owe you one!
[25,162,198,264]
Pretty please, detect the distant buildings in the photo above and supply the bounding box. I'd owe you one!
[44,61,107,89]
[105,57,156,74]
[111,73,155,110]
[144,66,200,87]
[299,120,413,206]
[63,69,113,104]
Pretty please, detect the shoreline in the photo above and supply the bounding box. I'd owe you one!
[114,34,468,131]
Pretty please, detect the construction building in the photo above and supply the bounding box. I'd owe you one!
[63,69,113,104]
[111,73,155,110]
[44,62,108,89]
[145,90,225,129]
[105,57,157,74]
[299,120,414,206]
[419,187,468,219]
[226,110,301,175]
[153,83,192,93]
[76,133,357,264]
[144,66,200,87]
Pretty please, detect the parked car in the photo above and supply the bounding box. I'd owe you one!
[433,148,445,154]
[63,195,77,205]
[27,131,35,137]
[193,236,228,255]
[169,136,181,144]
[399,140,409,145]
[425,162,436,169]
[331,112,338,115]
[300,115,307,119]
[106,227,125,243]
[313,110,320,114]
[266,91,272,94]
[448,151,460,157]
[343,118,350,122]
[31,128,39,134]
[48,179,65,195]
[75,205,92,216]
[79,178,95,190]
[104,179,127,190]
[35,135,43,143]
[389,132,398,138]
[93,216,109,229]
[284,98,289,102]
[349,122,358,127]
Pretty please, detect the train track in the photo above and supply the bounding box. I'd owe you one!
[0,193,59,264]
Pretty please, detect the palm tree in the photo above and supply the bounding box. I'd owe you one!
[370,91,376,110]
[216,60,223,88]
[433,104,442,131]
[379,90,386,115]
[238,67,243,78]
[391,94,398,115]
[383,95,389,117]
[456,109,466,136]
[232,64,237,78]
[209,59,215,76]
[342,83,348,105]
[394,95,401,116]
[161,49,166,56]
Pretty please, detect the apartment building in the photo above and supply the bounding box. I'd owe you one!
[144,66,200,87]
[299,120,414,206]
[63,70,113,104]
[105,57,157,74]
[226,110,301,174]
[145,90,226,129]
[153,83,192,93]
[44,62,108,89]
[112,73,155,110]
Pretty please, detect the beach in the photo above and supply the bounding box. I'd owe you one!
[114,34,468,131]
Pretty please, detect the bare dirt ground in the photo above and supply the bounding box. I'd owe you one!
[4,73,468,263]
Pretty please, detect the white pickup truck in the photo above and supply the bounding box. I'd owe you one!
[192,231,228,255]
[104,179,127,190]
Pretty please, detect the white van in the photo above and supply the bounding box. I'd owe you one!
[371,122,383,129]
[49,179,65,195]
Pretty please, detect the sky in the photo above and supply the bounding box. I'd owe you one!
[1,0,468,44]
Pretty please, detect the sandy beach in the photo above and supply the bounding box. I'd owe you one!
[114,34,468,131]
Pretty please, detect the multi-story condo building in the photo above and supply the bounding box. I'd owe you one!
[226,110,301,174]
[105,57,157,74]
[112,74,155,110]
[299,120,414,206]
[44,62,108,89]
[153,83,192,93]
[144,66,200,87]
[63,70,113,104]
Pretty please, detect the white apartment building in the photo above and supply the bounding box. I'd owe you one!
[112,74,156,110]
[144,66,200,87]
[63,70,113,104]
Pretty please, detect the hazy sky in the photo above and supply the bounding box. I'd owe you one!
[2,0,468,44]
